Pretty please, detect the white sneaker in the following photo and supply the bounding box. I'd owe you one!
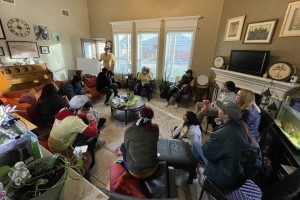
[165,102,169,107]
[175,103,178,109]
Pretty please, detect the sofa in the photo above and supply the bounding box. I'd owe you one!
[3,72,104,123]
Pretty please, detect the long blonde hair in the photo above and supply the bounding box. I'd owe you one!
[237,89,261,113]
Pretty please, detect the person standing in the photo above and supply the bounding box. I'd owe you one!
[96,68,119,105]
[99,46,115,77]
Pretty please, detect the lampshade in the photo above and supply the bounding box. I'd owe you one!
[261,88,272,97]
[0,72,11,92]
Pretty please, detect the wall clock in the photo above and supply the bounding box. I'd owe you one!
[213,56,227,69]
[267,62,295,82]
[7,18,30,37]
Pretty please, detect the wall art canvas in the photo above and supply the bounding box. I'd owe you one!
[34,25,50,40]
[0,19,6,39]
[51,32,64,41]
[224,15,246,41]
[280,1,300,37]
[7,41,39,59]
[244,19,278,44]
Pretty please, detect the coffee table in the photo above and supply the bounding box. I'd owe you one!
[110,95,145,125]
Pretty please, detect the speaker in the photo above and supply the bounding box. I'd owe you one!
[290,76,298,83]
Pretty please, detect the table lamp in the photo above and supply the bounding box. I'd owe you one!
[0,72,11,104]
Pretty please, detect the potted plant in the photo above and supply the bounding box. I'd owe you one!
[157,73,173,99]
[0,153,82,200]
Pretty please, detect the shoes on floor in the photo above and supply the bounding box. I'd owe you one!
[114,94,120,98]
[94,140,106,152]
[175,103,178,109]
[164,102,169,107]
[104,101,110,105]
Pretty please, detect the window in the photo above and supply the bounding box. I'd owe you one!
[137,32,159,78]
[164,32,194,82]
[81,39,105,59]
[114,33,132,74]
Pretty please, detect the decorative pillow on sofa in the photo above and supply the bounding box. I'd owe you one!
[84,76,97,88]
[19,93,37,106]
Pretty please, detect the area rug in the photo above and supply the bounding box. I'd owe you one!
[92,94,191,154]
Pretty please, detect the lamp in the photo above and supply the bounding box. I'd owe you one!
[0,71,11,104]
[260,88,272,106]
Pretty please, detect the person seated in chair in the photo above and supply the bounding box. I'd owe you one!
[195,81,237,124]
[202,101,262,188]
[135,66,152,101]
[119,106,159,179]
[48,95,105,173]
[37,83,66,125]
[236,89,261,140]
[60,74,89,100]
[96,67,119,105]
[172,111,207,165]
[165,69,194,109]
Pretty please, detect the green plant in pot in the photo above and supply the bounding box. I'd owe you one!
[0,153,83,200]
[157,73,172,99]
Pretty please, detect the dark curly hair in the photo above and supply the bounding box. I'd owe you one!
[184,111,202,132]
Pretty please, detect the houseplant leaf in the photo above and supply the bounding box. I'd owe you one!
[0,166,12,178]
[47,153,60,170]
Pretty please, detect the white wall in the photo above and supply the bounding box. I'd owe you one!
[0,0,90,80]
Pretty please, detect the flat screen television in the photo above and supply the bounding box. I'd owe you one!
[228,50,270,77]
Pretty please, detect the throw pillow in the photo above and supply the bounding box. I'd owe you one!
[84,76,97,87]
[19,93,36,106]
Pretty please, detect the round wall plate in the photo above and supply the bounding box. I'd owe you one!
[197,74,209,85]
[267,62,294,82]
[213,56,227,69]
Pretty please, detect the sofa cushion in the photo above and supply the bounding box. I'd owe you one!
[84,76,97,87]
[6,89,30,99]
[19,93,36,106]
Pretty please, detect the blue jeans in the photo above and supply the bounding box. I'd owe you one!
[191,141,208,165]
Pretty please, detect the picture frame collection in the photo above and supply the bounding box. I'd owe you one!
[224,1,300,43]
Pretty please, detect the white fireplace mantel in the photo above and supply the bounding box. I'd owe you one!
[211,68,300,101]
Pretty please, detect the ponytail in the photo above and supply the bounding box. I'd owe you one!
[239,121,255,143]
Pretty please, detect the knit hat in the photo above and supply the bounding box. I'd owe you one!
[69,95,89,110]
[139,106,154,119]
[216,101,242,121]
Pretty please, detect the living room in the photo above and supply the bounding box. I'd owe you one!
[1,0,300,199]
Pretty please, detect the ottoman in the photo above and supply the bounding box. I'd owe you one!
[157,138,197,184]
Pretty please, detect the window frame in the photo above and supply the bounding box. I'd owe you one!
[80,38,106,59]
[136,31,160,78]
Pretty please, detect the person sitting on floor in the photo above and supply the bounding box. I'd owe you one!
[165,69,194,109]
[119,106,159,179]
[236,89,261,140]
[195,81,237,124]
[172,111,208,165]
[75,70,92,94]
[96,67,119,105]
[48,95,105,170]
[37,83,66,125]
[202,101,262,190]
[135,66,152,101]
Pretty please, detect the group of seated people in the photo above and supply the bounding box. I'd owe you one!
[36,66,263,198]
[115,79,263,199]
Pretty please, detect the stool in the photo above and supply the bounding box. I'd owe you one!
[157,138,197,184]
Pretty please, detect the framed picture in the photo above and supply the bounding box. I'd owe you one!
[40,46,50,54]
[34,25,50,40]
[279,1,300,37]
[0,19,6,39]
[0,47,4,56]
[224,15,246,41]
[7,41,39,59]
[243,19,278,44]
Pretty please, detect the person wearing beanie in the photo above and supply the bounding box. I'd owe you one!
[118,106,159,179]
[48,95,105,171]
[195,80,237,124]
[202,101,262,194]
[165,69,194,109]
[96,67,119,105]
